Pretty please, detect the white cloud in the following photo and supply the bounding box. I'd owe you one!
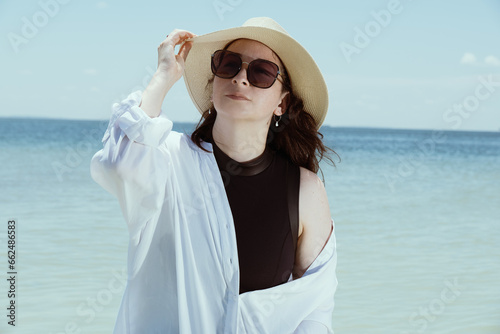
[460,53,500,67]
[460,52,477,65]
[484,55,500,67]
[83,68,98,76]
[96,2,108,9]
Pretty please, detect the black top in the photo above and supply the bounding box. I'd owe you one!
[212,141,297,294]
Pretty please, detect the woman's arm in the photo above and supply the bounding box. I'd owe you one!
[293,167,334,279]
[90,30,195,239]
[90,90,172,236]
[139,29,195,117]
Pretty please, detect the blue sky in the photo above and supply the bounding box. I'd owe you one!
[1,0,499,131]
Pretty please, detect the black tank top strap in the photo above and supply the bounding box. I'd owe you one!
[286,159,300,255]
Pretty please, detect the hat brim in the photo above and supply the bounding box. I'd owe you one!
[183,25,328,129]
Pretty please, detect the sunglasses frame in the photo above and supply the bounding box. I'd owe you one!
[211,49,283,89]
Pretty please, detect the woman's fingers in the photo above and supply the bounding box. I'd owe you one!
[164,29,196,46]
[155,29,196,79]
[178,40,193,62]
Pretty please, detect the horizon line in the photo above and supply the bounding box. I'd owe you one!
[1,116,499,134]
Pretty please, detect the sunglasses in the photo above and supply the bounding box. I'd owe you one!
[211,49,283,89]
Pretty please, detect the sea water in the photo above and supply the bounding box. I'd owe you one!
[0,117,498,333]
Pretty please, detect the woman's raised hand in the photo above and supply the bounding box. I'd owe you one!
[139,29,196,118]
[156,29,196,82]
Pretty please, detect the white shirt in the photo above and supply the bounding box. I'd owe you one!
[90,90,338,334]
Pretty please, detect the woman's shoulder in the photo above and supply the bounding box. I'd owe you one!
[298,167,326,210]
[299,167,328,208]
[298,166,330,236]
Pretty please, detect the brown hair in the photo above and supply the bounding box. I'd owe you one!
[190,39,340,178]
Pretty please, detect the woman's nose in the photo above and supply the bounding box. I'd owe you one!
[232,62,250,86]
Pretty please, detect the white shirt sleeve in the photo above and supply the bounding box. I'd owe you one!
[90,90,173,244]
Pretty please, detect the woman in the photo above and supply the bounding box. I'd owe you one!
[91,17,339,334]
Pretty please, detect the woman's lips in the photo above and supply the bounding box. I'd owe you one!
[226,94,250,101]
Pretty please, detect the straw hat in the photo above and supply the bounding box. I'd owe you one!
[183,17,329,129]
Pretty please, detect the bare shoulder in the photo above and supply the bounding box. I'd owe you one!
[294,167,333,279]
[298,167,331,237]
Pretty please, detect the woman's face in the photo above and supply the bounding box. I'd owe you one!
[212,39,288,126]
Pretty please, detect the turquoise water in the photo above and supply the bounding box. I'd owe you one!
[0,118,499,333]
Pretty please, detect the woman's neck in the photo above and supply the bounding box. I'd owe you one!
[212,117,270,163]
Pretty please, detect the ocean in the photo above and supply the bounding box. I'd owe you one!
[0,117,499,334]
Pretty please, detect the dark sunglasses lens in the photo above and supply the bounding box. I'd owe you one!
[248,60,279,88]
[212,51,241,78]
